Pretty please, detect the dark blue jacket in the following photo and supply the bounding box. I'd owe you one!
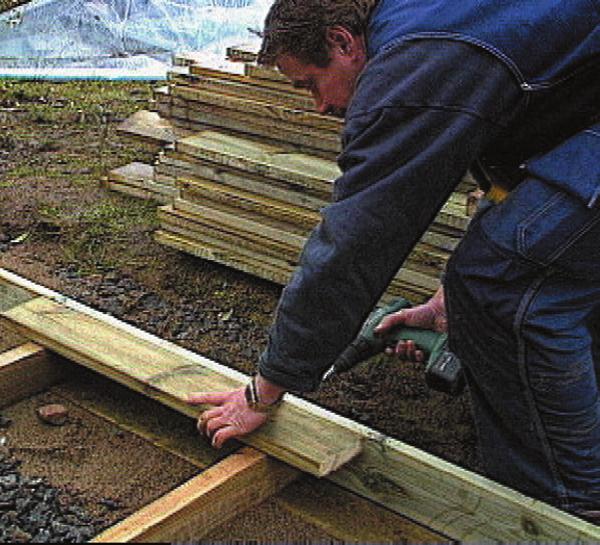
[259,0,600,392]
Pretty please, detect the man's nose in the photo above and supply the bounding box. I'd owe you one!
[312,92,328,114]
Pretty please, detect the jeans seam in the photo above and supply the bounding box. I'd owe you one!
[517,192,565,259]
[513,271,570,507]
[547,211,600,264]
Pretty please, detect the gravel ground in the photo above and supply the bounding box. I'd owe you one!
[0,451,98,543]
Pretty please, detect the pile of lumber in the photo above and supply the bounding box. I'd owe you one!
[110,47,478,303]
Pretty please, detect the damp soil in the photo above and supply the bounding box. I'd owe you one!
[0,79,480,540]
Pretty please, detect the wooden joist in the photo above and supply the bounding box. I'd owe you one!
[1,268,599,542]
[65,366,445,543]
[0,342,66,408]
[93,448,299,543]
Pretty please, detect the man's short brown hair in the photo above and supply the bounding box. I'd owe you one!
[258,0,377,67]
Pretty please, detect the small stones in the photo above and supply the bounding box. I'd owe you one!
[0,452,101,543]
[98,498,120,511]
[0,416,12,430]
[36,404,68,426]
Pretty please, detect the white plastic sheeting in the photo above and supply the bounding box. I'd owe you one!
[0,0,269,79]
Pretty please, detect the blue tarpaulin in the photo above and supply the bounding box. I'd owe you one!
[0,0,268,79]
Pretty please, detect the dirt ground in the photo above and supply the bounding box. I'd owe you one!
[0,78,480,537]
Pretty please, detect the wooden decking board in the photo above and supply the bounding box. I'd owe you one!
[172,84,342,133]
[156,230,294,286]
[177,177,320,232]
[116,110,177,148]
[93,448,299,543]
[0,269,597,541]
[1,296,363,477]
[158,157,328,210]
[169,72,315,111]
[188,64,310,98]
[176,100,342,155]
[155,106,338,161]
[172,199,306,255]
[104,180,175,205]
[162,147,332,200]
[156,229,432,304]
[162,201,443,296]
[176,131,339,191]
[158,206,301,265]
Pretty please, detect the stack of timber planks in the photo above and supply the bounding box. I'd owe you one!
[110,47,478,303]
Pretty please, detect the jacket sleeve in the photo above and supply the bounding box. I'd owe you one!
[259,39,524,392]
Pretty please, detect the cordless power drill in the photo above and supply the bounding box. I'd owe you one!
[323,298,465,396]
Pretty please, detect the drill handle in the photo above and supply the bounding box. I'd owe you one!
[386,327,445,357]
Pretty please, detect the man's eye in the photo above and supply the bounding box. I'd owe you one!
[293,80,314,91]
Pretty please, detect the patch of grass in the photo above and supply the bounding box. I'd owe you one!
[63,197,158,273]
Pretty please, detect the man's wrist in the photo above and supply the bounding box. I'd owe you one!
[254,373,286,406]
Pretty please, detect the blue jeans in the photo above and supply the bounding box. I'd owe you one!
[445,177,600,513]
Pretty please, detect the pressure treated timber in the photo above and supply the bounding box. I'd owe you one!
[171,85,343,133]
[156,103,338,161]
[57,367,444,543]
[155,228,431,305]
[0,342,66,408]
[155,230,294,287]
[156,152,466,251]
[156,154,328,210]
[169,196,443,293]
[160,203,442,298]
[177,177,321,231]
[159,206,302,265]
[106,162,177,204]
[189,64,310,99]
[2,269,598,542]
[226,44,258,63]
[172,98,342,155]
[93,448,299,543]
[176,131,339,195]
[1,296,363,477]
[173,196,308,243]
[116,110,178,148]
[168,72,315,111]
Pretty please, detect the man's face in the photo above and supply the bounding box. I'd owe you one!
[276,30,367,118]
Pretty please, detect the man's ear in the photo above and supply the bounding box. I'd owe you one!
[325,25,360,57]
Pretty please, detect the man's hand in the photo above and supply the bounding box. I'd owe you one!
[374,286,447,361]
[188,375,286,448]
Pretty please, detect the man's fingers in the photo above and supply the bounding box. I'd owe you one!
[187,391,231,406]
[205,415,231,437]
[212,425,239,449]
[375,311,407,334]
[394,340,425,362]
[197,406,224,434]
